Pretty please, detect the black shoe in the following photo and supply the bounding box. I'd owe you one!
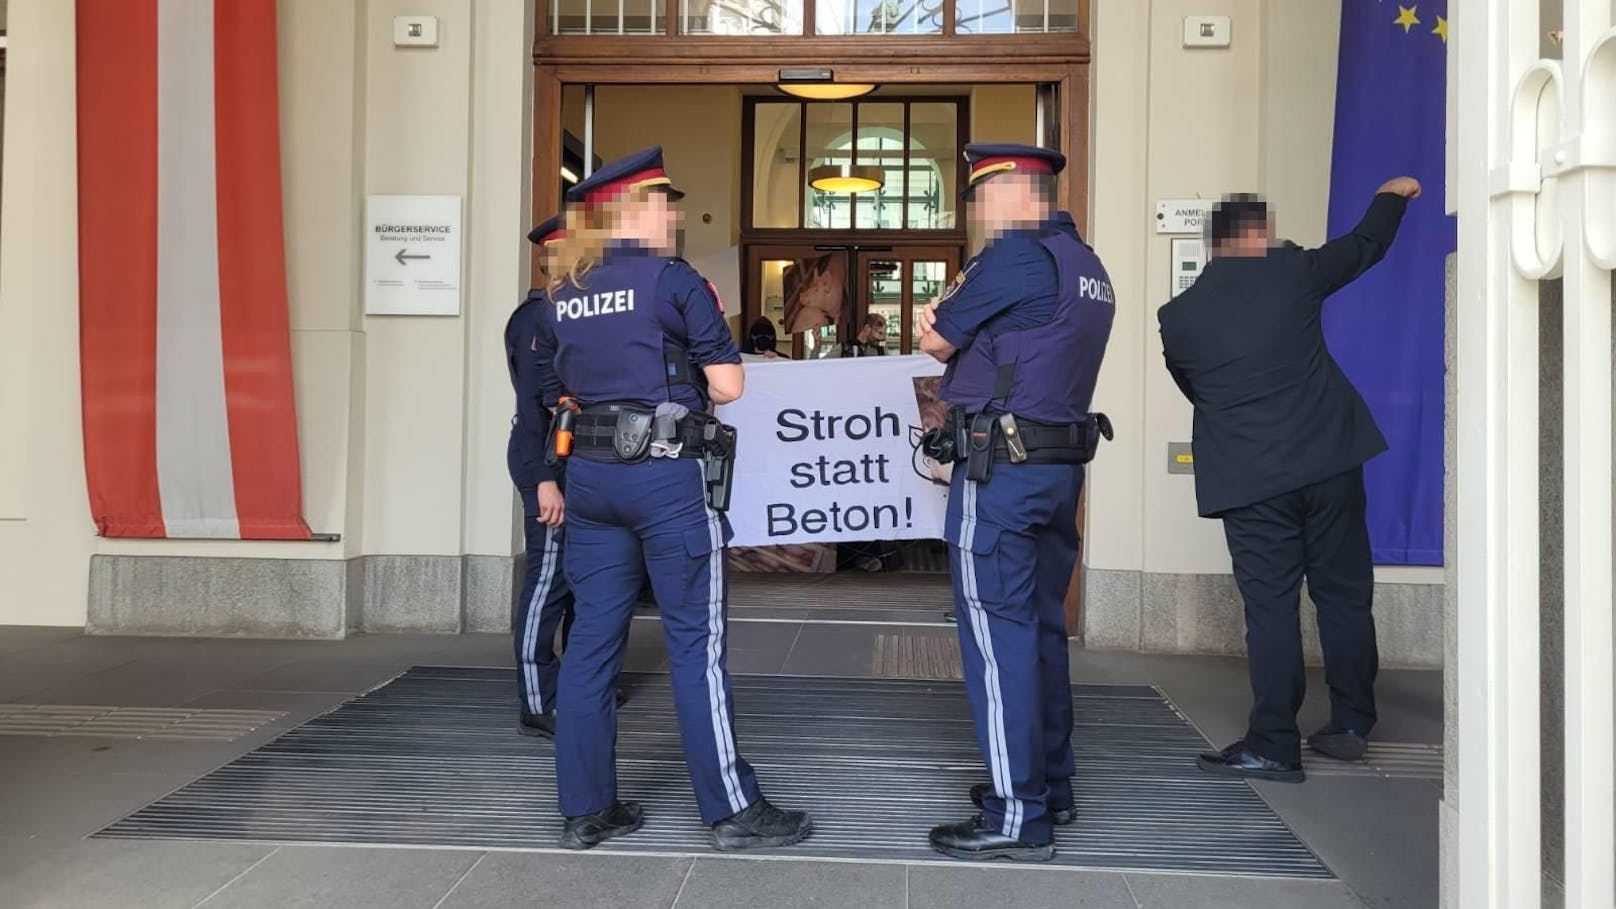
[517,712,556,739]
[615,688,630,708]
[928,815,1055,863]
[1197,741,1305,783]
[969,783,1076,826]
[711,798,813,852]
[559,801,644,850]
[1307,726,1369,762]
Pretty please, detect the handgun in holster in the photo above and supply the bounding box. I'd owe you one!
[545,397,582,466]
[965,413,997,484]
[701,421,739,512]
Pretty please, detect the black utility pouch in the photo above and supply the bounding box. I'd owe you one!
[965,413,997,484]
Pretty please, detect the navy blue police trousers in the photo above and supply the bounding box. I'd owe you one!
[555,457,762,825]
[517,484,575,719]
[946,462,1084,846]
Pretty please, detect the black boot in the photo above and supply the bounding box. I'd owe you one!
[969,783,1076,826]
[928,815,1055,863]
[1197,741,1305,783]
[711,798,812,851]
[615,687,630,708]
[559,801,644,850]
[517,712,556,739]
[1307,725,1369,762]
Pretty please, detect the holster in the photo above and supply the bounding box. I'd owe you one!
[920,405,970,466]
[700,421,738,512]
[965,413,997,484]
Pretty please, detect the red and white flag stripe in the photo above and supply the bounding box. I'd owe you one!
[76,0,310,540]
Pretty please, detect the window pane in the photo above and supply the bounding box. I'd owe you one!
[866,259,901,353]
[853,103,905,231]
[804,104,854,230]
[910,260,949,351]
[907,103,957,229]
[954,0,1078,33]
[752,104,803,228]
[682,0,803,34]
[552,0,664,34]
[816,0,942,35]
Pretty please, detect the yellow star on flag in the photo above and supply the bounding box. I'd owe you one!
[1432,16,1448,43]
[1394,5,1421,33]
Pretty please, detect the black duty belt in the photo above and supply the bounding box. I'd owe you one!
[571,405,717,461]
[991,420,1087,463]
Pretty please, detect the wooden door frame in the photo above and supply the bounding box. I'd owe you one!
[532,50,1091,638]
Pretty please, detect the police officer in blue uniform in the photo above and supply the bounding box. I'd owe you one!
[533,147,812,852]
[917,143,1116,862]
[506,215,574,739]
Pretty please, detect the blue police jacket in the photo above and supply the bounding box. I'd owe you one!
[535,245,740,411]
[505,290,558,490]
[936,212,1115,425]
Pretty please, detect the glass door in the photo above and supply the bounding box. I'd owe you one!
[744,244,960,358]
[853,248,960,355]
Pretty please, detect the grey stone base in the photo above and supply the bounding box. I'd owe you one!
[1083,568,1444,669]
[88,553,521,639]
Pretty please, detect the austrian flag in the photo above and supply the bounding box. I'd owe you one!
[75,0,310,539]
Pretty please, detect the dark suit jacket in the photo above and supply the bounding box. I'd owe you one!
[1157,193,1408,517]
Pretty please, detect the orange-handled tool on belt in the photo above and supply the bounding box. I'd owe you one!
[552,397,582,459]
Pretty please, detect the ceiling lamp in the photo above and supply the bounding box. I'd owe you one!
[809,163,884,194]
[778,82,878,100]
[776,67,877,100]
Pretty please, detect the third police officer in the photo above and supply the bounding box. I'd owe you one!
[533,147,812,852]
[917,143,1116,862]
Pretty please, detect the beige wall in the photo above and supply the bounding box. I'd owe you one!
[1087,0,1442,585]
[0,0,97,626]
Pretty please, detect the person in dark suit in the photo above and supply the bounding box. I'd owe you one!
[1156,177,1421,782]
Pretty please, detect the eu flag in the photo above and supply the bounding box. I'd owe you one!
[1324,0,1452,565]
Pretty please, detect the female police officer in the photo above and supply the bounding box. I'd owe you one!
[533,147,812,852]
[505,215,574,739]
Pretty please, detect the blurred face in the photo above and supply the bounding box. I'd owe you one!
[615,190,683,253]
[968,176,1047,238]
[1217,218,1274,257]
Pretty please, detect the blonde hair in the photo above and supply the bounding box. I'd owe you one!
[544,189,656,297]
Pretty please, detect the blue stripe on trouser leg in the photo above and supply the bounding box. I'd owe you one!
[639,463,760,825]
[949,475,1053,844]
[554,503,640,819]
[1034,466,1082,814]
[515,494,574,717]
[554,457,761,825]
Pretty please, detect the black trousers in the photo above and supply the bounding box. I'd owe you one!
[1221,467,1379,764]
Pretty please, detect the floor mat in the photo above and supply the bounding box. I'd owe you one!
[97,668,1331,878]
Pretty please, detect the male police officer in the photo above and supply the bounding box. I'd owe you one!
[917,143,1116,862]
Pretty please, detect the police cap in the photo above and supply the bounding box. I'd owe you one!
[526,214,565,246]
[962,143,1066,196]
[564,146,687,208]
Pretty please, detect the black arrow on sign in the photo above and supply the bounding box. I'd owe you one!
[395,248,430,265]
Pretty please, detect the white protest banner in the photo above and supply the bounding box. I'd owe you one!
[716,356,951,547]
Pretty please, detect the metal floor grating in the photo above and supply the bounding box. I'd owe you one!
[97,668,1331,878]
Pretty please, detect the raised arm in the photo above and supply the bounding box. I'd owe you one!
[1303,177,1420,294]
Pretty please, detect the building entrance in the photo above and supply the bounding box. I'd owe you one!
[537,30,1091,629]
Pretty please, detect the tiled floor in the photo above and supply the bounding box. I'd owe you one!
[0,619,1442,909]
